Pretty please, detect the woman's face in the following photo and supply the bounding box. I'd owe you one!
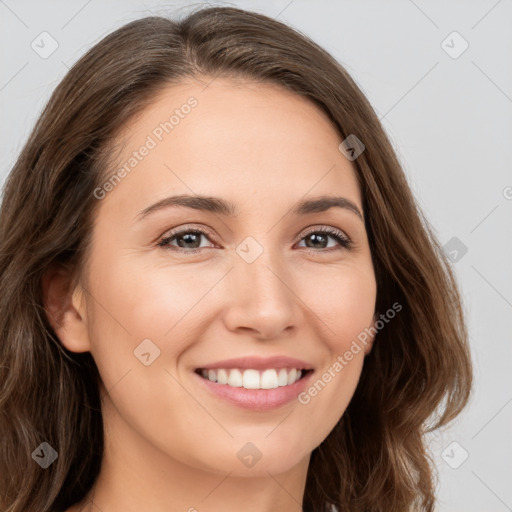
[67,77,377,477]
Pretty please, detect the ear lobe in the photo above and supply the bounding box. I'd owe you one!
[363,311,379,356]
[41,264,91,353]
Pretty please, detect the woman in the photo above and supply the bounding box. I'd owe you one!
[0,6,472,512]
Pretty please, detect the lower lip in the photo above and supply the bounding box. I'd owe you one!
[193,370,314,411]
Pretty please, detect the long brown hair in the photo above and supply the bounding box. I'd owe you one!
[0,6,472,511]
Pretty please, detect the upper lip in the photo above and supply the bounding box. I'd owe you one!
[196,356,314,371]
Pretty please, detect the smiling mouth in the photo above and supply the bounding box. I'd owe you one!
[194,367,313,390]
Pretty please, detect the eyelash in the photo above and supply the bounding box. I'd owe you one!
[157,225,353,254]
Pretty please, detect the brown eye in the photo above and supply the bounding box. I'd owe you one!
[158,228,214,253]
[157,225,352,255]
[297,227,352,252]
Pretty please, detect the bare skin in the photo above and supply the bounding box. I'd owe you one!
[44,76,377,512]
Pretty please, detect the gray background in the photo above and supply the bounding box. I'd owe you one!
[1,1,511,510]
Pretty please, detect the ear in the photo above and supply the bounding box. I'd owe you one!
[363,311,379,356]
[41,263,91,353]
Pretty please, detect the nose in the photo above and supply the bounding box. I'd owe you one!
[222,249,302,340]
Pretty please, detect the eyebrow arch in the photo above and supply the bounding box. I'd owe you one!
[135,194,364,223]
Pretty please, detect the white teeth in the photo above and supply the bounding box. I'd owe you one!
[278,368,288,386]
[242,369,260,389]
[260,369,279,389]
[217,368,228,385]
[199,368,305,389]
[227,369,243,387]
[287,368,297,385]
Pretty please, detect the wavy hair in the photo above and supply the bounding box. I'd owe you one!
[0,6,472,512]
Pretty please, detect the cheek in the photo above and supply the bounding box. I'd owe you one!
[83,257,218,466]
[87,253,216,352]
[291,263,376,442]
[295,260,377,349]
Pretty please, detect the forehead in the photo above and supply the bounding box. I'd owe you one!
[96,77,363,222]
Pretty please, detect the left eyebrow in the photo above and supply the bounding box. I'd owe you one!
[291,195,364,222]
[135,194,364,223]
